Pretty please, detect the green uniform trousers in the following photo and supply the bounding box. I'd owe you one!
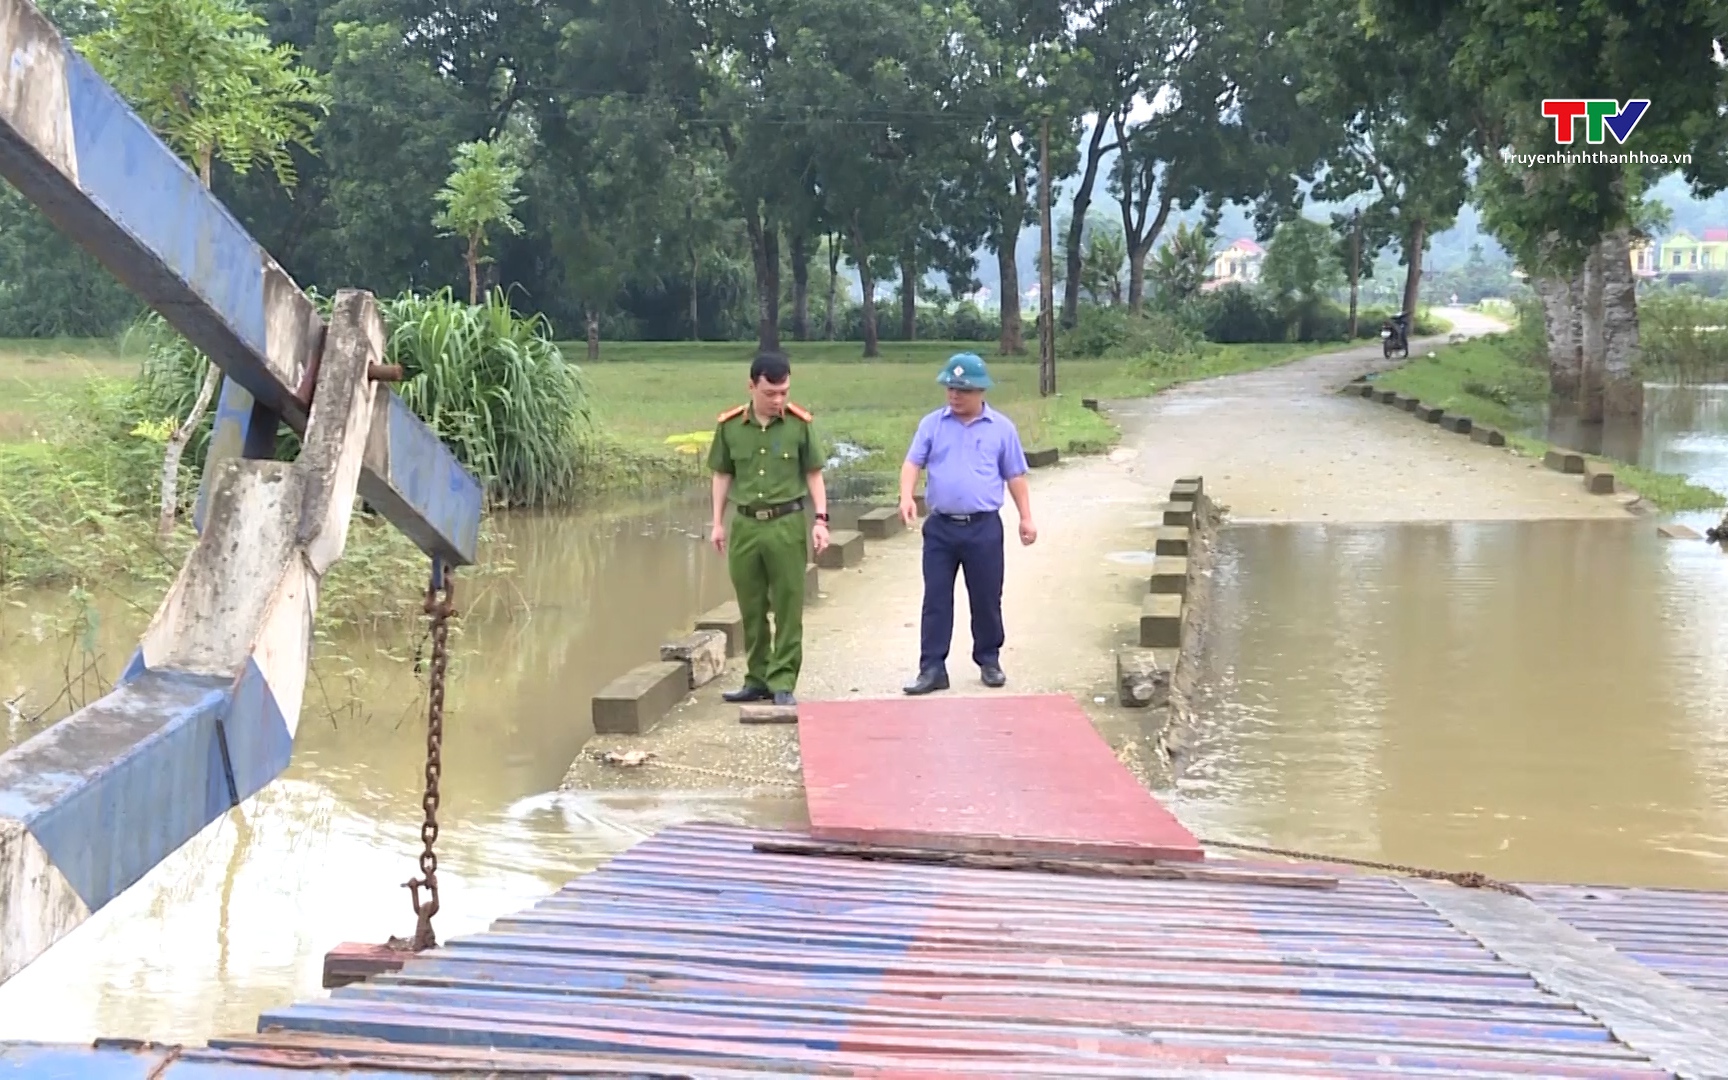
[727,510,809,692]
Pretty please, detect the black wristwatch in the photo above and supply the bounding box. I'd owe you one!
[814,512,829,523]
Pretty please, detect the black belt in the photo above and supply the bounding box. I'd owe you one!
[736,498,805,522]
[932,509,996,524]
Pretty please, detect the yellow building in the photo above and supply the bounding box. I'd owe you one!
[1204,238,1265,290]
[1630,237,1657,277]
[1659,229,1728,274]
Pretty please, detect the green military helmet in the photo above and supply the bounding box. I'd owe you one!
[937,351,994,390]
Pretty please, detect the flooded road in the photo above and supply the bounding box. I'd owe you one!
[1178,520,1728,890]
[0,492,803,1043]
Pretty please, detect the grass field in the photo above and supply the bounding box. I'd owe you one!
[1,336,1347,492]
[1372,336,1724,512]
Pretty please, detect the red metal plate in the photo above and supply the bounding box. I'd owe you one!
[797,694,1203,862]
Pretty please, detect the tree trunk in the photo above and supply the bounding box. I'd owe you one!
[790,232,811,342]
[1348,216,1361,338]
[1400,218,1426,317]
[745,209,782,354]
[1598,229,1644,419]
[850,221,879,358]
[586,310,600,361]
[1535,275,1580,398]
[1061,119,1111,330]
[157,361,222,540]
[1127,249,1148,311]
[997,231,1023,355]
[466,235,481,305]
[1578,243,1606,423]
[1039,117,1056,396]
[156,149,223,540]
[900,243,917,342]
[689,243,701,341]
[824,233,839,341]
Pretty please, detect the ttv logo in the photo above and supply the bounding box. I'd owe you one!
[1542,99,1650,145]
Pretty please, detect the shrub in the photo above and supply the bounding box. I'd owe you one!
[1061,305,1207,360]
[1196,284,1284,343]
[1638,290,1728,382]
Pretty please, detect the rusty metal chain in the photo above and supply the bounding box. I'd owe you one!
[404,558,455,951]
[1197,837,1528,898]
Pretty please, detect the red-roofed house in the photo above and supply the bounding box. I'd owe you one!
[1658,229,1728,274]
[1204,238,1265,290]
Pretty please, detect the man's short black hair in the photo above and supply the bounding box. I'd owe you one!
[750,352,791,384]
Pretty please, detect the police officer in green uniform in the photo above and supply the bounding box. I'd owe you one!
[707,353,830,707]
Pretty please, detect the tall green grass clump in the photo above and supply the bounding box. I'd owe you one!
[382,288,589,507]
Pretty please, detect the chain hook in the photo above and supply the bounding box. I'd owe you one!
[404,556,454,951]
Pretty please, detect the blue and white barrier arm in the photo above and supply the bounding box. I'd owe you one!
[0,0,482,566]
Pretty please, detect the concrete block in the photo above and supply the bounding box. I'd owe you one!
[1417,404,1444,422]
[1470,426,1506,447]
[1394,394,1420,411]
[1172,475,1203,497]
[739,704,799,724]
[1356,384,1376,398]
[913,493,929,517]
[1373,389,1397,404]
[1161,500,1195,527]
[806,561,819,596]
[695,601,744,657]
[1659,524,1702,540]
[1139,593,1183,648]
[1082,398,1100,411]
[1149,555,1188,595]
[856,506,903,540]
[1441,414,1473,434]
[1026,447,1060,468]
[1543,449,1585,474]
[593,661,688,735]
[1154,527,1189,557]
[1117,649,1178,708]
[1584,461,1616,494]
[818,528,864,569]
[660,629,728,689]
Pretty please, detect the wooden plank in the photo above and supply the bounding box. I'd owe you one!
[796,694,1203,862]
[753,837,1338,888]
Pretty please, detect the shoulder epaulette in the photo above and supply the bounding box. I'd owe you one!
[786,402,813,422]
[716,404,747,423]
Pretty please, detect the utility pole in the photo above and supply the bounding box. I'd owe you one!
[1038,115,1056,397]
[1348,209,1362,339]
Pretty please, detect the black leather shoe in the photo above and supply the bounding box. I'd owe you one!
[902,668,950,695]
[980,664,1006,688]
[773,690,796,707]
[722,683,772,703]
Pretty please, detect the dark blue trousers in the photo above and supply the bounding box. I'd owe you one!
[919,510,1006,672]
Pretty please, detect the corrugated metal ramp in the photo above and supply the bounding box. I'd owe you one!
[5,822,1726,1076]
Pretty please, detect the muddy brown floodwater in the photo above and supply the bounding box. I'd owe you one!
[0,492,802,1044]
[1178,520,1728,891]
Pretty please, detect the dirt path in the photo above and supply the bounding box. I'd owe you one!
[561,308,1633,795]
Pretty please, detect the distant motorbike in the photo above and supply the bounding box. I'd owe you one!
[1380,312,1411,359]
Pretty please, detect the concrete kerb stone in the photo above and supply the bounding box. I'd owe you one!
[1584,460,1617,495]
[1544,449,1587,475]
[695,601,744,657]
[1026,447,1060,469]
[855,506,903,540]
[817,528,865,569]
[1441,414,1473,435]
[592,661,689,735]
[1149,555,1188,595]
[1161,501,1195,528]
[1154,527,1190,558]
[805,562,819,597]
[1373,389,1398,404]
[660,630,728,690]
[1417,404,1445,422]
[1471,427,1507,447]
[1139,593,1183,648]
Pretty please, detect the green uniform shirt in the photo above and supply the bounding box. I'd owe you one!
[707,403,825,508]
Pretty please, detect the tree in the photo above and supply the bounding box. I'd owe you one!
[1261,216,1343,337]
[1146,220,1216,309]
[76,0,328,540]
[1365,0,1728,418]
[433,137,527,304]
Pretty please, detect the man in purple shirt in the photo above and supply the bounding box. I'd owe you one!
[897,352,1038,695]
